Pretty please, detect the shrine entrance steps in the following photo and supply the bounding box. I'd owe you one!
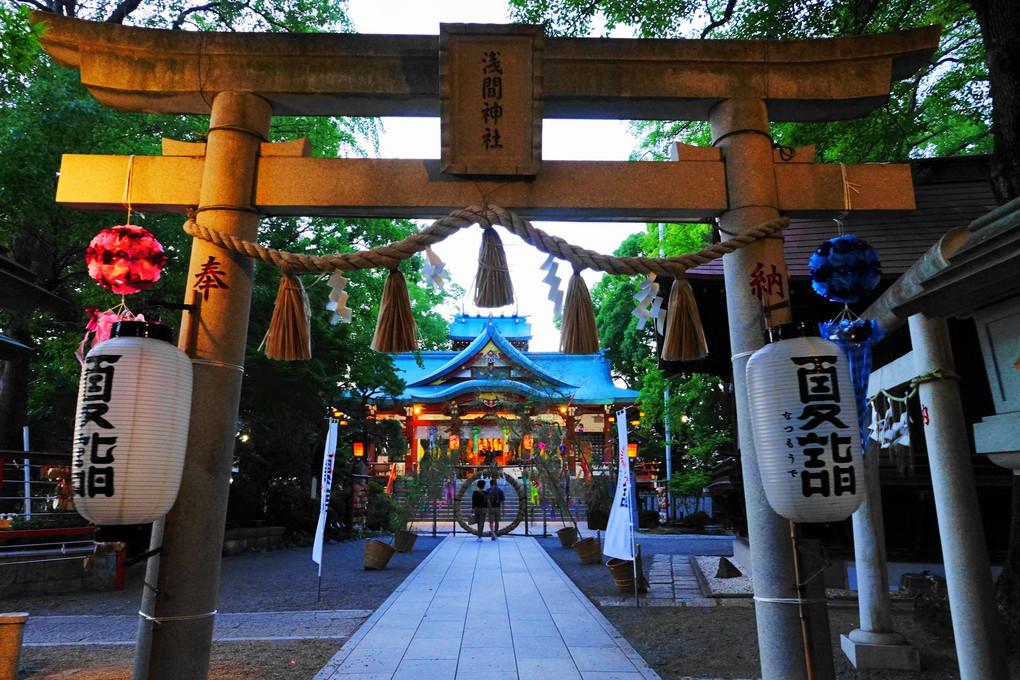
[313,535,659,680]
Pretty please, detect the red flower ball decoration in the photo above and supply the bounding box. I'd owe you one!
[85,225,166,295]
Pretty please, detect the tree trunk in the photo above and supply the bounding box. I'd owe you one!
[996,475,1020,647]
[969,0,1020,203]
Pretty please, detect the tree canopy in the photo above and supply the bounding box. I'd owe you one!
[0,0,455,531]
[511,0,1017,200]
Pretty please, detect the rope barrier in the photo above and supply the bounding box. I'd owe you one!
[869,368,959,404]
[183,205,790,278]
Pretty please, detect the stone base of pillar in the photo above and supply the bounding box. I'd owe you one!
[840,633,921,670]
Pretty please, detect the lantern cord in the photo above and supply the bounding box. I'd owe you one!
[137,609,217,625]
[182,205,789,279]
[122,155,135,226]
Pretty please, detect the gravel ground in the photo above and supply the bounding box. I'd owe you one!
[11,532,1020,679]
[11,535,443,679]
[537,534,1020,680]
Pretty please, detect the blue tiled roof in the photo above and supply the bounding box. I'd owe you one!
[384,319,638,406]
[407,320,569,388]
[448,313,532,341]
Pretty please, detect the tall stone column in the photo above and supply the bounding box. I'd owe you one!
[709,97,833,680]
[841,455,920,669]
[908,313,1007,679]
[137,91,271,680]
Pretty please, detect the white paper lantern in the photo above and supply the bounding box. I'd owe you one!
[746,322,863,523]
[72,321,192,525]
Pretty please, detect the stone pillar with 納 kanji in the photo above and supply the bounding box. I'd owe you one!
[710,97,835,680]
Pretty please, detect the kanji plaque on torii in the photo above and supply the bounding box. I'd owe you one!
[440,24,543,176]
[30,12,940,680]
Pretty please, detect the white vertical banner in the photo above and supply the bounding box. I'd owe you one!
[312,418,339,573]
[604,409,636,561]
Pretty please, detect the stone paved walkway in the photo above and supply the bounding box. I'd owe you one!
[313,535,660,680]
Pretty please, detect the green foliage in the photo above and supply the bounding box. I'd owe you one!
[579,473,614,515]
[640,371,732,467]
[511,0,992,165]
[0,5,43,99]
[591,224,711,389]
[668,468,709,500]
[389,475,430,532]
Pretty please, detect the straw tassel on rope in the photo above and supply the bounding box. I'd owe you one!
[473,226,514,308]
[660,277,708,362]
[372,269,418,353]
[560,271,600,355]
[265,273,312,361]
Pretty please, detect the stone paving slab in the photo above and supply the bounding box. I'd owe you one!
[313,535,661,680]
[23,609,372,646]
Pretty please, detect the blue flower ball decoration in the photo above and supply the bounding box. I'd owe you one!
[808,234,881,303]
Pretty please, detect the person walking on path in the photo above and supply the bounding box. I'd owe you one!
[471,479,488,541]
[487,476,506,540]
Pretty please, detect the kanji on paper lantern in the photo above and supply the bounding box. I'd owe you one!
[86,225,167,295]
[522,434,534,451]
[746,322,863,523]
[448,434,460,450]
[72,321,191,525]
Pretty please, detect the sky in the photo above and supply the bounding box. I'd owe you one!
[345,0,647,351]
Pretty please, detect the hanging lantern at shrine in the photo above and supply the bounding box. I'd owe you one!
[522,434,534,451]
[745,322,862,523]
[449,434,461,451]
[72,321,192,525]
[85,225,166,295]
[808,234,881,303]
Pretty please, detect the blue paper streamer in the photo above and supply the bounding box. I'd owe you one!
[820,317,886,446]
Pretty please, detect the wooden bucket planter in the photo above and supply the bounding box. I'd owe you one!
[572,536,602,565]
[606,556,647,595]
[556,526,578,548]
[363,539,397,570]
[393,530,417,553]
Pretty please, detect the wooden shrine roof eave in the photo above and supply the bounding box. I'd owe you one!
[31,12,940,122]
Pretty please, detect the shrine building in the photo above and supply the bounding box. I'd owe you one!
[369,313,639,473]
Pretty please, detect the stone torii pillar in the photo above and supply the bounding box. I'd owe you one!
[710,98,834,680]
[139,91,271,679]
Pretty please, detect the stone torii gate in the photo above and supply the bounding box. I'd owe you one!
[34,13,939,680]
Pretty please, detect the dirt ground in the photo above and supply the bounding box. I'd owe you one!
[13,534,1020,679]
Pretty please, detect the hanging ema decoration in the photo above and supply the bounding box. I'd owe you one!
[745,322,863,523]
[85,225,166,295]
[71,321,192,525]
[808,234,880,303]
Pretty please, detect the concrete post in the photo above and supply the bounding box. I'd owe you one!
[709,97,833,680]
[907,313,1007,679]
[136,90,271,680]
[841,456,920,669]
